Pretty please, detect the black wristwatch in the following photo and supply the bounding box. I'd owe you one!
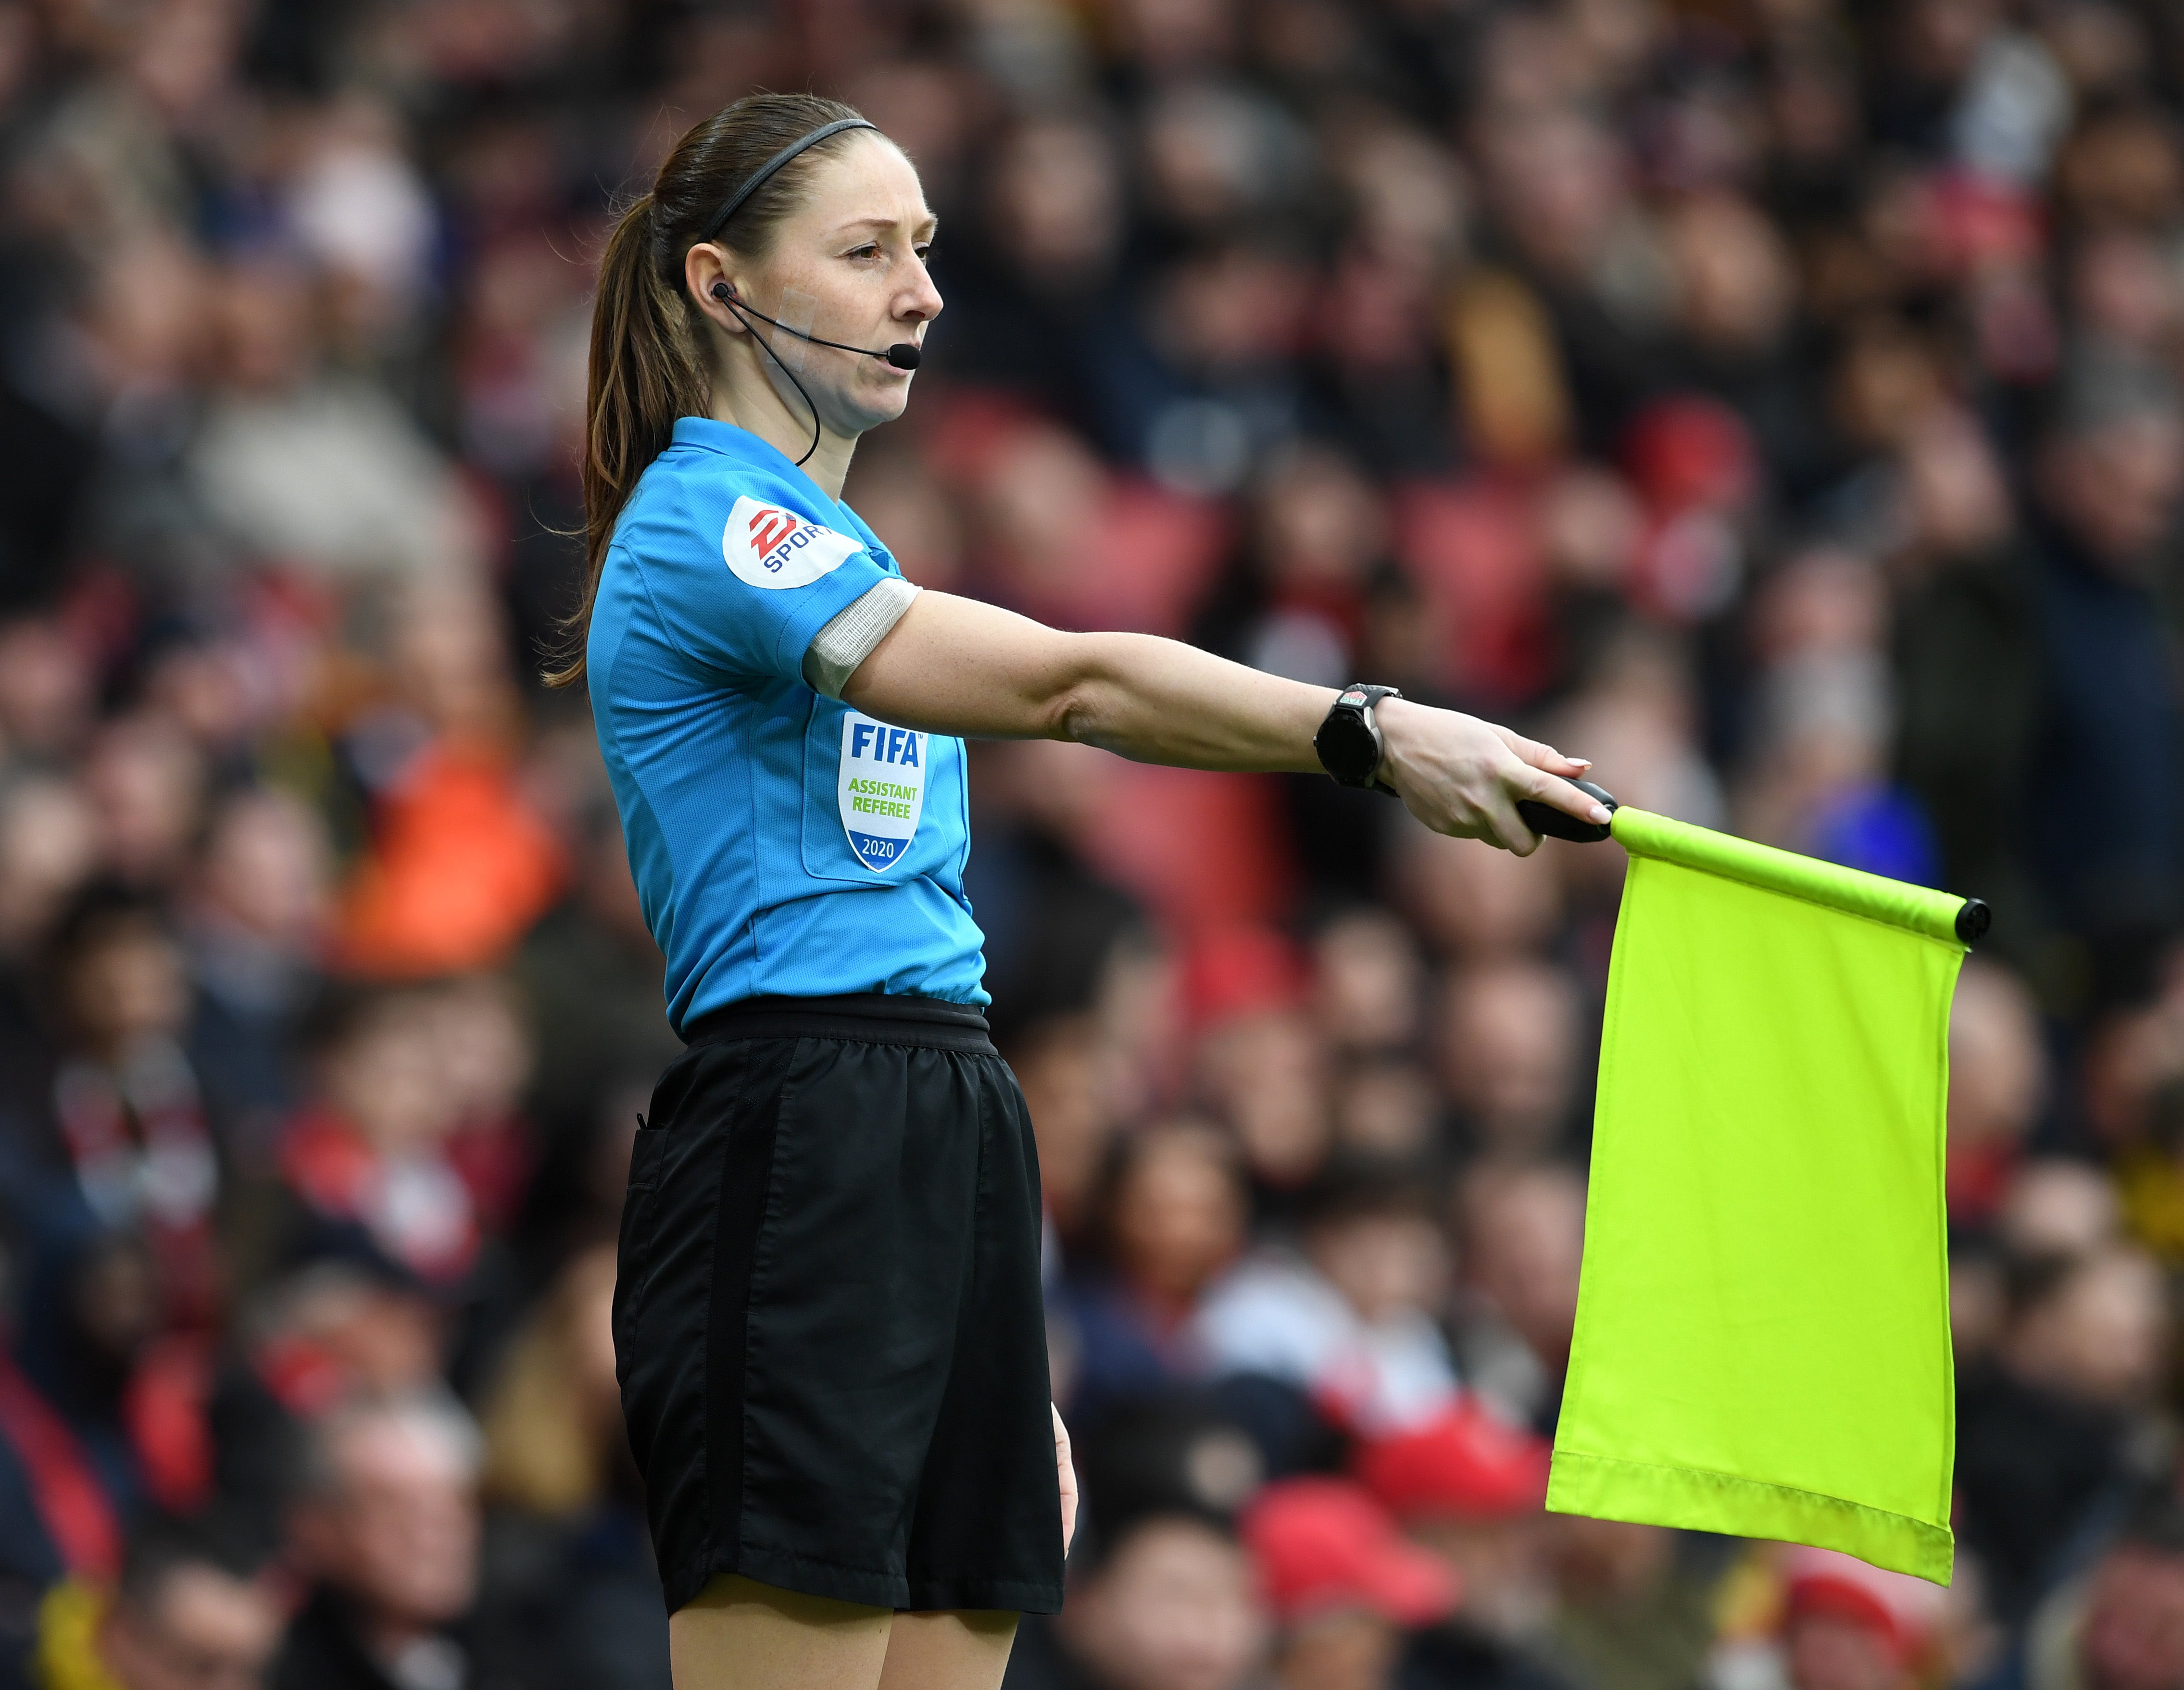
[1313,684,1402,795]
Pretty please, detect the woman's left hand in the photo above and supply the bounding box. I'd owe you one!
[1053,1403,1079,1554]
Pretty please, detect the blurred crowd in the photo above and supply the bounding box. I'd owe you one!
[3,0,2184,1688]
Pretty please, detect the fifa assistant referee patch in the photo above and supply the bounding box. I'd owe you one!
[724,495,863,589]
[838,712,927,872]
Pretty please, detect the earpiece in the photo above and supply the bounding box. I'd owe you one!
[711,281,732,303]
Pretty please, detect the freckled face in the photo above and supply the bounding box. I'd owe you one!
[719,135,942,436]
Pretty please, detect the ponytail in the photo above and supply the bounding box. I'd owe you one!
[544,93,869,689]
[539,193,707,689]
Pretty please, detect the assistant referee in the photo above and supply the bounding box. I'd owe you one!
[549,91,1608,1690]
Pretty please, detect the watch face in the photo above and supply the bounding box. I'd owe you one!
[1317,711,1380,783]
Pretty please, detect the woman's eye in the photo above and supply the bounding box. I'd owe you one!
[849,244,879,260]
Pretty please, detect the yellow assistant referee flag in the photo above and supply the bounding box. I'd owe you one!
[1547,807,1978,1585]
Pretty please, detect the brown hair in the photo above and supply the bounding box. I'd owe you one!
[543,92,869,689]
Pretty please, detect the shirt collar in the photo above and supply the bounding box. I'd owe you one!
[669,414,878,541]
[671,413,823,485]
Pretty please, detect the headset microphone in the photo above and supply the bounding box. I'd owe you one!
[707,283,920,466]
[710,283,921,368]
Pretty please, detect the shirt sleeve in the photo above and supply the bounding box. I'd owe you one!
[633,481,893,684]
[802,577,922,698]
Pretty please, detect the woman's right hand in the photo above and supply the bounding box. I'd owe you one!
[1374,698,1607,854]
[1053,1404,1079,1555]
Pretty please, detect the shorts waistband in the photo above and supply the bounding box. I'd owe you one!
[681,992,997,1054]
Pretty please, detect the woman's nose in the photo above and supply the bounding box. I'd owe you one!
[902,263,942,324]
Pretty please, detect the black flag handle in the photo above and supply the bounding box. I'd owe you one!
[1519,779,1619,844]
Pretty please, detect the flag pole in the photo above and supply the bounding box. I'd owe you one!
[1519,785,1990,948]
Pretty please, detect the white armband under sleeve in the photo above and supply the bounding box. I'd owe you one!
[801,576,922,699]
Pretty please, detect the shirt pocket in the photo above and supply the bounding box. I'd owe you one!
[801,697,951,884]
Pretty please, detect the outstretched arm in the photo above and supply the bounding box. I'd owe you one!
[839,590,1607,855]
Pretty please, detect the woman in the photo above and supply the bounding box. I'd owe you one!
[554,91,1607,1690]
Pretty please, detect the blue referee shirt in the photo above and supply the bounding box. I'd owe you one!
[587,415,986,1035]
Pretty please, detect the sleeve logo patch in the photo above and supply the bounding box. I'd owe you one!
[838,712,927,873]
[723,495,862,589]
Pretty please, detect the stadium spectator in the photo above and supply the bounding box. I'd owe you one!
[1998,1161,2122,1263]
[32,1512,281,1690]
[276,989,479,1289]
[79,720,207,899]
[1006,1397,1269,1690]
[1944,960,2051,1226]
[179,787,334,1177]
[2022,1491,2184,1690]
[1241,1477,1456,1690]
[1537,1516,1719,1690]
[1774,1547,1949,1690]
[1955,1246,2171,1615]
[1435,964,1581,1164]
[509,795,681,1158]
[475,1244,669,1690]
[1194,1159,1460,1442]
[1355,1400,1557,1656]
[1186,928,1334,1219]
[201,1258,446,1560]
[11,1226,170,1532]
[274,1394,494,1690]
[1061,1119,1249,1426]
[1022,1511,1269,1690]
[2022,354,2184,958]
[38,885,220,1324]
[1450,1161,1587,1436]
[1311,909,1427,1062]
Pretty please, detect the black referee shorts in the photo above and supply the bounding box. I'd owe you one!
[612,992,1065,1617]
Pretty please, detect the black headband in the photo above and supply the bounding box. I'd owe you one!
[695,117,879,245]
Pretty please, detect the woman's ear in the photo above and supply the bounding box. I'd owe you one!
[684,242,749,336]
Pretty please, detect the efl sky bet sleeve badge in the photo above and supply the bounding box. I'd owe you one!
[723,494,863,589]
[838,712,927,872]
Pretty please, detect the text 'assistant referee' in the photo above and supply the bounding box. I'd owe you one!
[724,495,862,589]
[838,714,927,872]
